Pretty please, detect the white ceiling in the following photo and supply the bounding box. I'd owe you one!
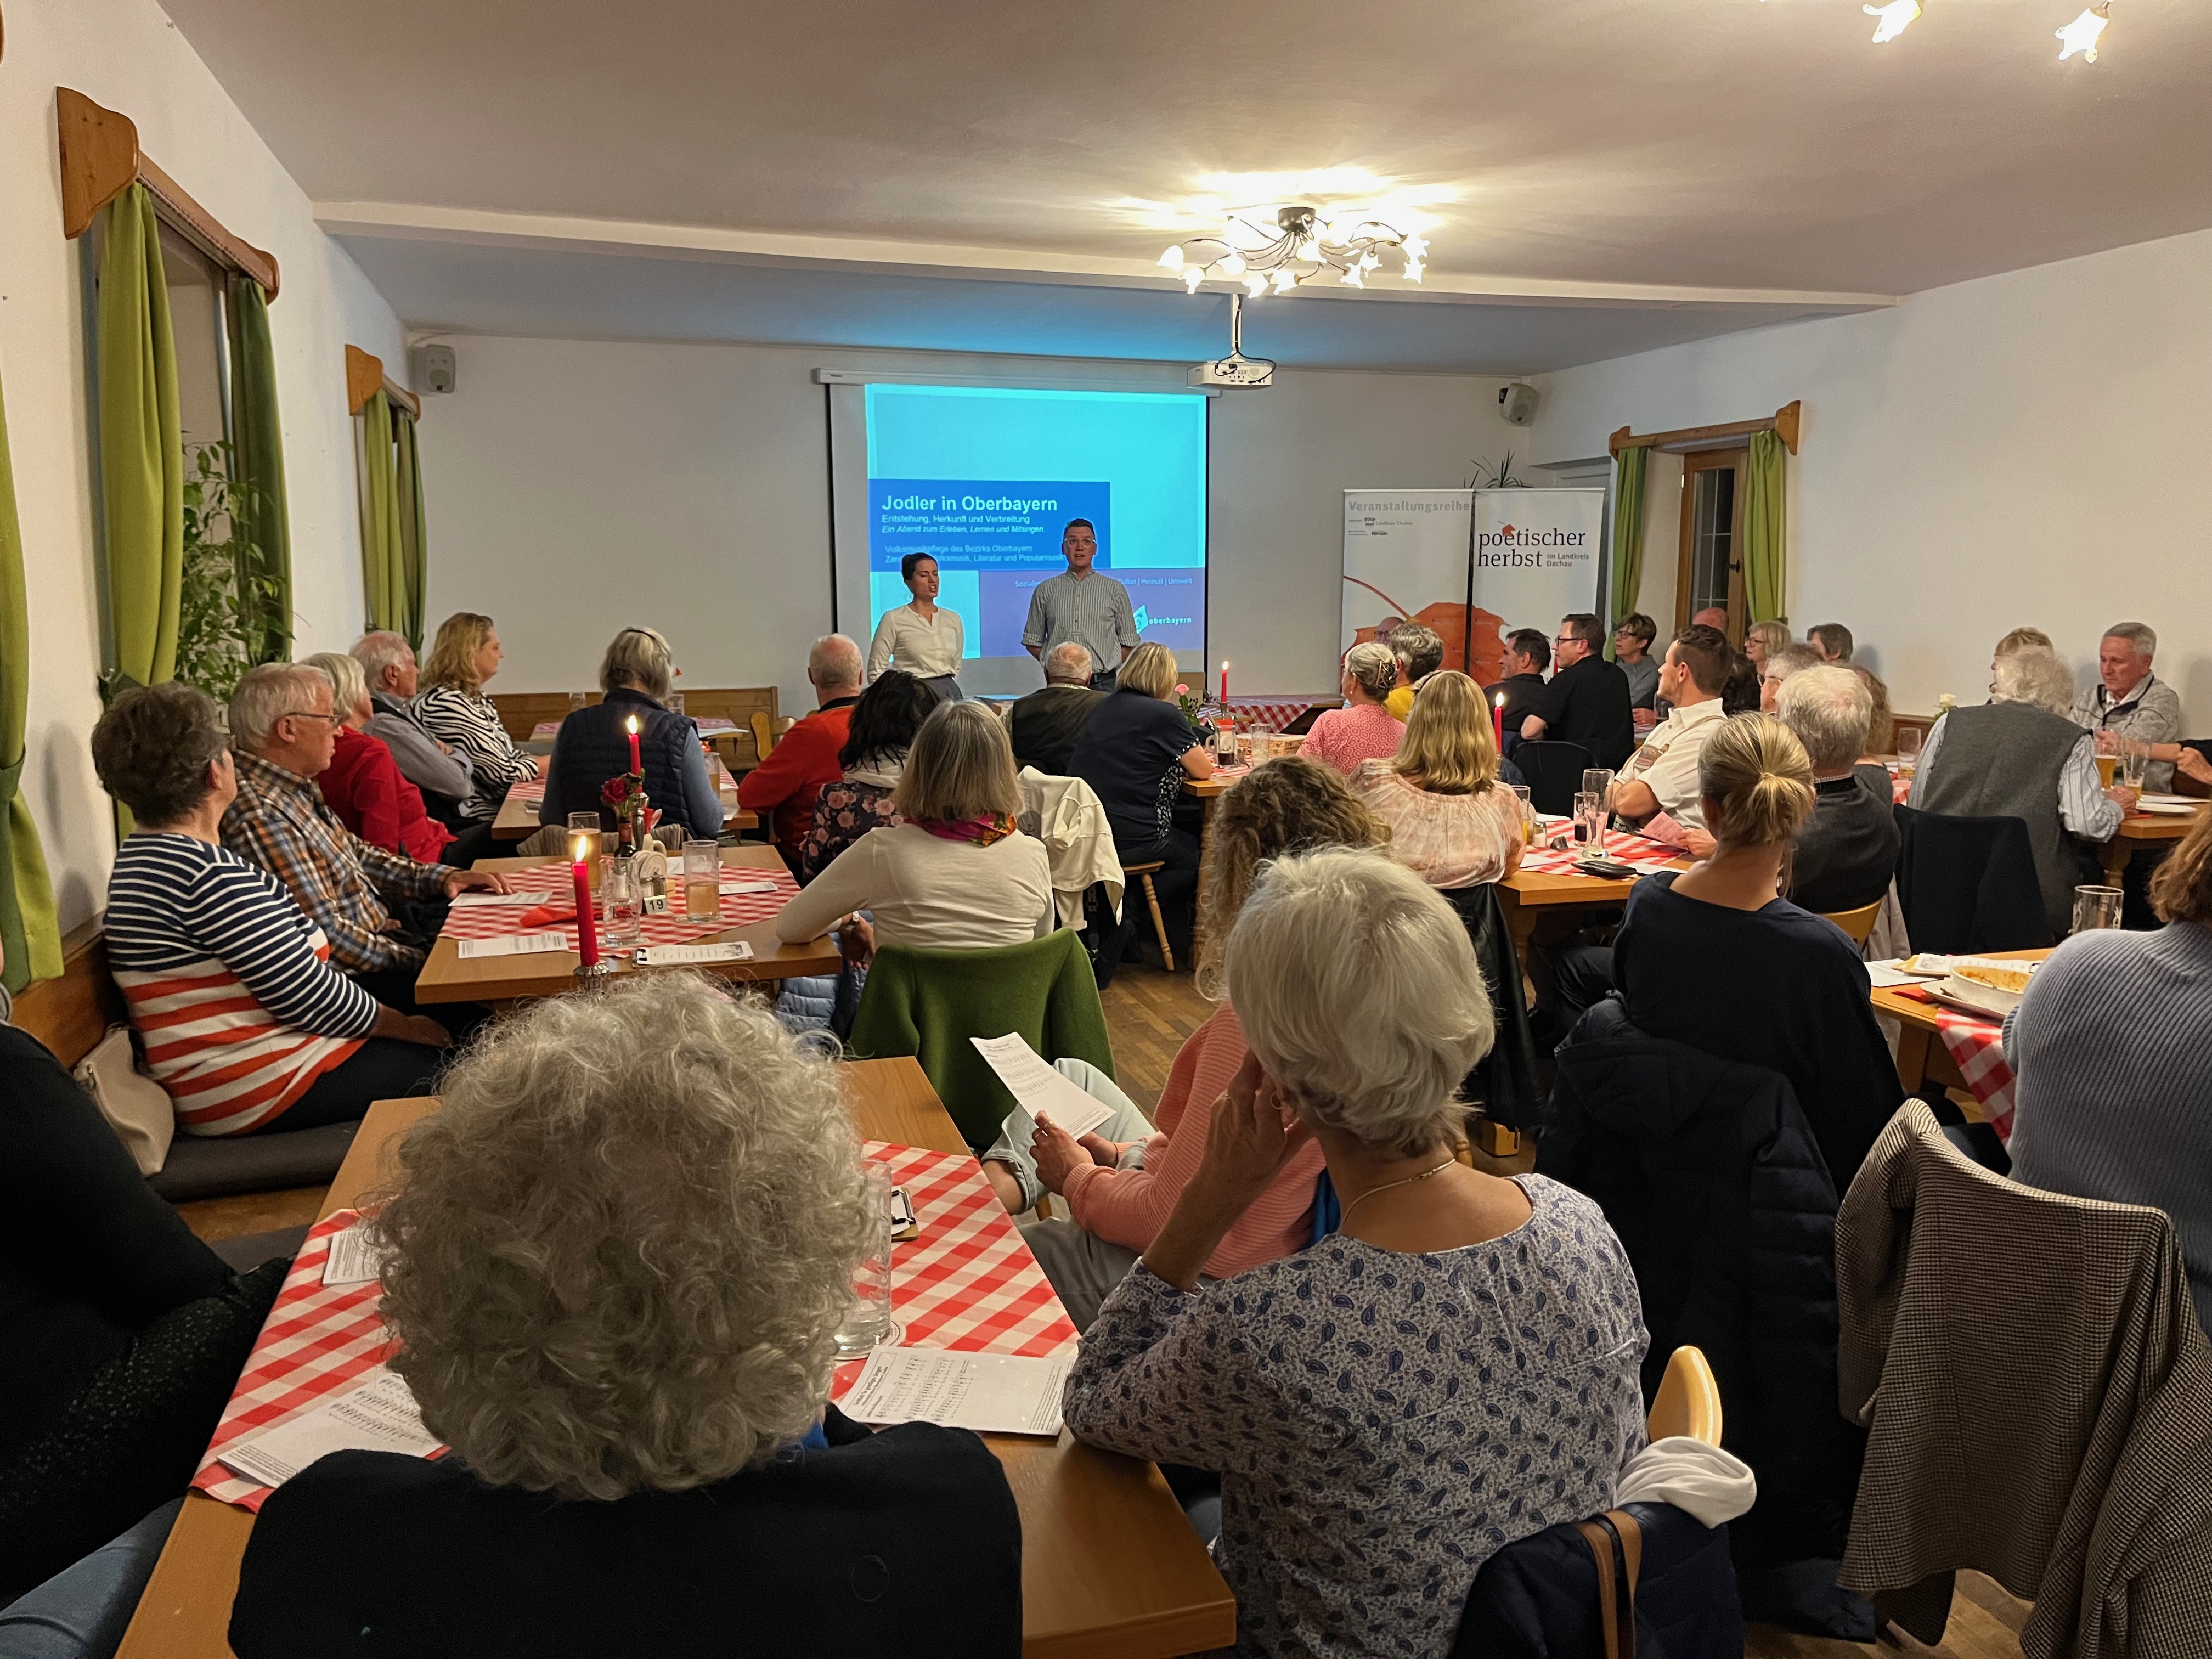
[165,0,2212,368]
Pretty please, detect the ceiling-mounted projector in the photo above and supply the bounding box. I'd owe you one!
[1189,294,1274,390]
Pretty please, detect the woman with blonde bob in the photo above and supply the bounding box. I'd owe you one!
[1065,849,1648,1657]
[1299,641,1404,777]
[1349,669,1525,889]
[984,757,1382,1325]
[228,973,1022,1656]
[1611,713,1904,1183]
[411,611,538,823]
[543,625,725,838]
[777,699,1053,961]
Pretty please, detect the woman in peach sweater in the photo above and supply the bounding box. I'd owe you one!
[1002,757,1389,1328]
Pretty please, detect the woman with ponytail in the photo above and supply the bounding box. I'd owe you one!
[1611,713,1903,1184]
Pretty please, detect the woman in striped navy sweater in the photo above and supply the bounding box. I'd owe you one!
[410,612,539,823]
[92,685,452,1137]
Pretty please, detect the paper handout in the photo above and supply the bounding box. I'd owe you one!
[320,1222,390,1288]
[719,880,781,895]
[217,1369,443,1488]
[842,1347,1072,1437]
[455,933,571,960]
[637,941,755,966]
[968,1032,1115,1141]
[447,892,542,908]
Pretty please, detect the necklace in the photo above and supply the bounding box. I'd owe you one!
[1339,1156,1458,1226]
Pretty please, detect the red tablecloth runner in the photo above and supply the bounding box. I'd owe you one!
[1517,827,1685,878]
[831,1141,1077,1400]
[1895,988,2017,1140]
[191,1210,416,1512]
[1226,696,1336,731]
[442,858,799,951]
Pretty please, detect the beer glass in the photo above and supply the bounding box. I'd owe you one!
[684,840,723,922]
[2072,885,2123,933]
[833,1165,897,1357]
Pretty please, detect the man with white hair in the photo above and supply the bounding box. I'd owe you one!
[1778,666,1900,914]
[220,663,508,1001]
[1912,645,2135,938]
[737,634,866,854]
[1006,640,1105,777]
[350,631,472,810]
[2073,622,2181,793]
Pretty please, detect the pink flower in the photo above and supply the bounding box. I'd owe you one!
[1175,683,1189,695]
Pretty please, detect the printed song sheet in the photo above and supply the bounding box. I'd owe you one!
[968,1032,1115,1140]
[842,1348,1072,1437]
[217,1369,442,1488]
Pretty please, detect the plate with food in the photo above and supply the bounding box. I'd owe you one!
[1925,959,2037,1019]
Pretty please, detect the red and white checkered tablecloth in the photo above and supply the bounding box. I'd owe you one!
[1895,989,2017,1139]
[831,1141,1077,1400]
[1226,696,1336,732]
[441,859,800,950]
[191,1210,417,1512]
[505,759,736,818]
[1517,828,1685,878]
[532,718,737,740]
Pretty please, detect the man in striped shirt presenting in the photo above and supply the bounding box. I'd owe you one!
[93,685,452,1136]
[219,664,509,1019]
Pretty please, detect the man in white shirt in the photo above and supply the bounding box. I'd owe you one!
[2072,621,2182,793]
[1611,624,1733,850]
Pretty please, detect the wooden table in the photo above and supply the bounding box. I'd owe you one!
[492,756,751,842]
[2099,802,2208,885]
[117,1060,1234,1659]
[1869,947,2051,1103]
[413,843,840,1002]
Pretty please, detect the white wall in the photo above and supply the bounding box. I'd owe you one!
[418,335,1525,716]
[0,0,405,931]
[1531,227,2212,726]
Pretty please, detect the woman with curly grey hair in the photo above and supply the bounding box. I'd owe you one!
[229,974,1021,1658]
[1064,849,1647,1659]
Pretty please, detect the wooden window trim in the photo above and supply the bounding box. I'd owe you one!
[346,346,423,422]
[57,87,281,298]
[1611,400,1799,458]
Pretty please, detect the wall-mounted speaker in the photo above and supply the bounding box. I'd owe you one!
[1498,382,1538,426]
[411,344,456,394]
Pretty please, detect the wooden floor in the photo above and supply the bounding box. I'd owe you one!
[180,960,2030,1658]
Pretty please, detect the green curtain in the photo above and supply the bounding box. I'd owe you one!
[1743,428,1787,624]
[1606,444,1649,655]
[97,184,183,698]
[391,404,428,651]
[223,273,292,663]
[0,366,64,990]
[357,388,404,636]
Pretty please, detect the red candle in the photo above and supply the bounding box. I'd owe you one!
[1220,662,1229,704]
[572,856,599,966]
[1493,691,1506,753]
[625,715,642,775]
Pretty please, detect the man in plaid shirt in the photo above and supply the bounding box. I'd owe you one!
[221,665,510,1003]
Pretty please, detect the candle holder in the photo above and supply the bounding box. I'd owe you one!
[573,958,617,983]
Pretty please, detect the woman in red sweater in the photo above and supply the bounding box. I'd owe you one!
[304,653,457,865]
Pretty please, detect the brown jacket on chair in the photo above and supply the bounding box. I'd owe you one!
[1836,1100,2212,1659]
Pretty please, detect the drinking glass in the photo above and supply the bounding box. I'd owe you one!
[2118,739,2148,792]
[668,691,686,716]
[601,860,642,950]
[2072,885,2124,933]
[833,1165,897,1357]
[567,690,588,713]
[2095,752,2119,791]
[1581,769,1617,831]
[1510,783,1536,845]
[1895,726,1923,778]
[684,840,723,922]
[1572,790,1603,848]
[567,815,603,896]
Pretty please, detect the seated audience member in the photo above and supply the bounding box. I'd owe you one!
[349,631,473,813]
[2073,622,2182,792]
[1722,648,1763,715]
[1069,641,1213,958]
[1611,624,1733,848]
[778,701,1053,957]
[1063,849,1648,1657]
[738,634,864,855]
[1613,714,1905,1184]
[1352,672,1525,890]
[545,626,725,839]
[1613,612,1661,722]
[229,974,1020,1659]
[1848,663,1895,759]
[93,684,450,1138]
[798,670,939,883]
[1993,625,2053,678]
[1760,641,1822,714]
[219,665,506,1008]
[302,652,481,869]
[1807,622,1854,663]
[1690,606,1729,633]
[1005,641,1104,777]
[410,612,539,822]
[1483,627,1551,743]
[2007,808,2212,1334]
[0,938,288,1610]
[1384,622,1446,721]
[1778,667,1899,915]
[1745,620,1791,676]
[1911,645,2133,940]
[1521,613,1634,769]
[988,758,1377,1321]
[1300,642,1404,776]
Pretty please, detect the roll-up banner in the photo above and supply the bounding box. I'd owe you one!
[1342,488,1605,685]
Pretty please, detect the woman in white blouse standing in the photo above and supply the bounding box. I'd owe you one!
[866,555,966,702]
[1351,670,1525,890]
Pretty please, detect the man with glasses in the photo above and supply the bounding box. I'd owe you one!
[220,663,508,1018]
[1023,519,1139,692]
[1519,613,1634,770]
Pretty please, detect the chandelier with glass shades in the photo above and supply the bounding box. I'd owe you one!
[1157,205,1429,299]
[1860,0,2113,60]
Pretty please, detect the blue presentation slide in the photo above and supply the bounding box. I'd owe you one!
[864,385,1207,662]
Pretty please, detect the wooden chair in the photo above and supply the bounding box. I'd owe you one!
[1122,860,1174,972]
[1647,1345,1723,1444]
[749,710,778,760]
[1821,900,1883,946]
[488,690,597,741]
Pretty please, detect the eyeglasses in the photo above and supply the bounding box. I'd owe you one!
[281,710,336,724]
